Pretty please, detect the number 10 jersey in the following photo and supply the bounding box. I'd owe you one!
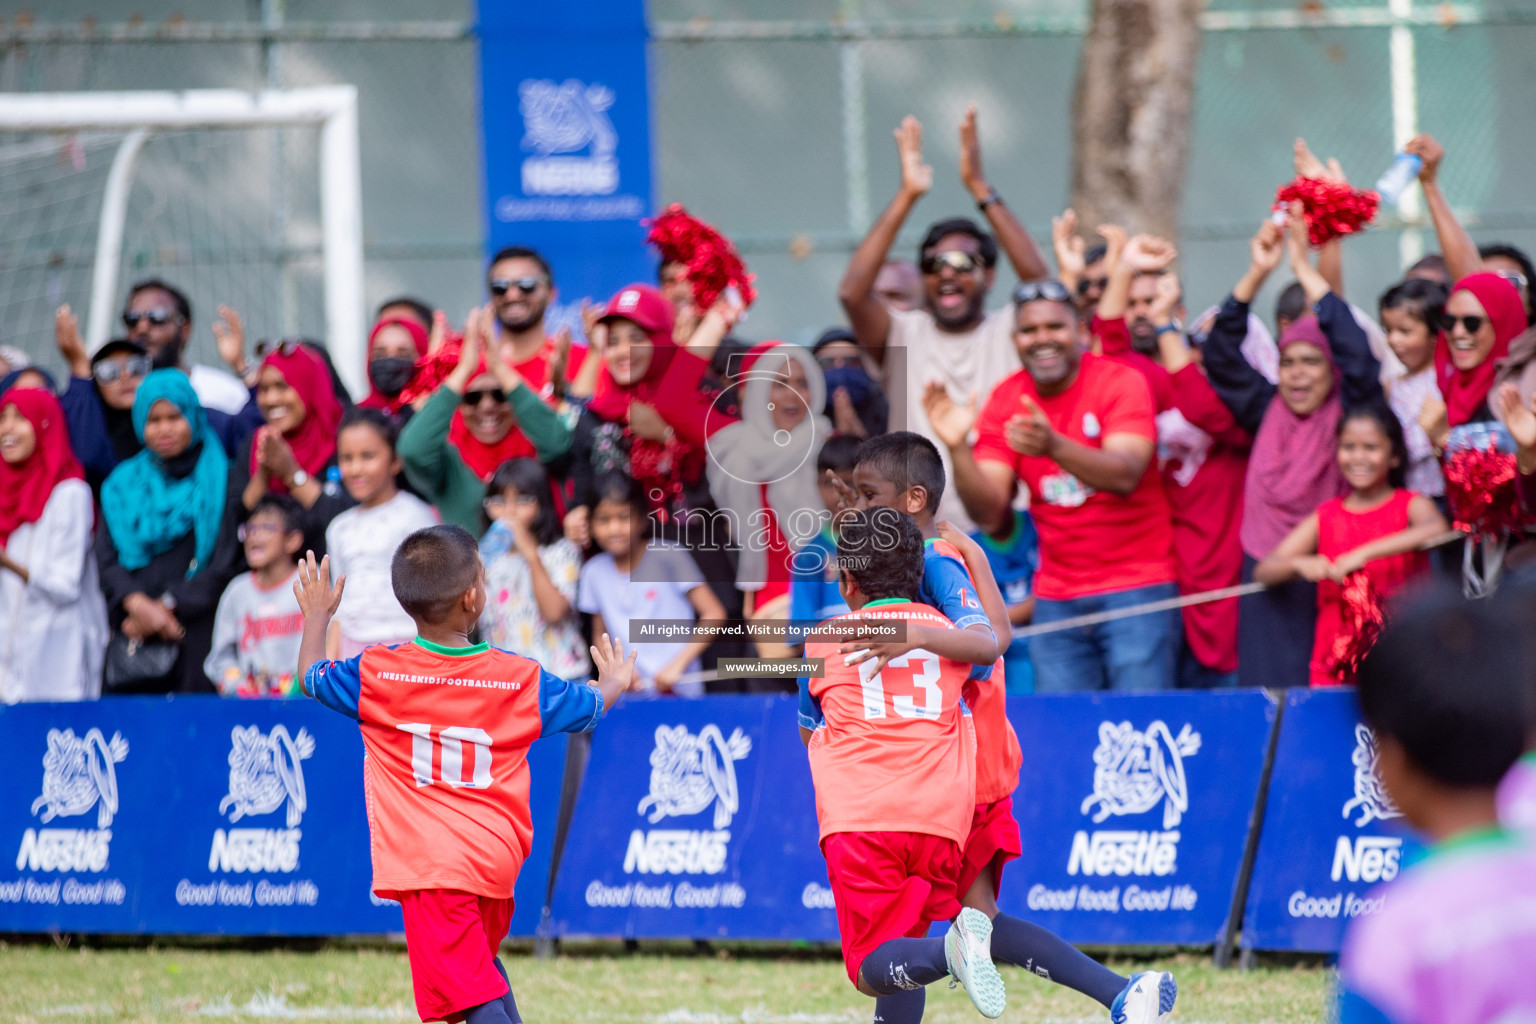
[304,638,603,899]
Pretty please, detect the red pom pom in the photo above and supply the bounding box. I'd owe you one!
[1273,176,1380,246]
[1444,443,1531,536]
[1325,572,1386,683]
[396,330,468,409]
[646,203,757,310]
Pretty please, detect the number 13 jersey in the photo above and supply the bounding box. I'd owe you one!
[799,600,977,845]
[304,638,603,899]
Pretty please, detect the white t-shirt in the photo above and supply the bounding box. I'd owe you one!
[576,539,707,697]
[888,305,1023,531]
[325,491,440,645]
[188,363,252,416]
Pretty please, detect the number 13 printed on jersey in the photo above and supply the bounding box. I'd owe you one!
[859,651,943,721]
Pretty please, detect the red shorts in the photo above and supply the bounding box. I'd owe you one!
[396,889,514,1022]
[956,797,1023,901]
[822,830,962,987]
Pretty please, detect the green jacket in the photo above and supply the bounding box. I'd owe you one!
[398,384,573,533]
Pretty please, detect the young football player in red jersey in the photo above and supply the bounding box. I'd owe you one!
[830,433,1177,1024]
[800,506,1006,1022]
[294,525,635,1024]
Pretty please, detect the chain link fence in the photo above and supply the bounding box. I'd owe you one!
[1,0,1532,375]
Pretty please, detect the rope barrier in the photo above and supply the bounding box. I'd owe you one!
[663,529,1470,686]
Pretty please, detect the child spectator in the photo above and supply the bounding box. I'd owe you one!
[788,434,860,648]
[479,458,589,681]
[1338,586,1536,1024]
[325,409,439,658]
[969,508,1039,694]
[1378,279,1447,499]
[204,495,306,696]
[576,472,724,697]
[1254,402,1447,685]
[296,526,635,1024]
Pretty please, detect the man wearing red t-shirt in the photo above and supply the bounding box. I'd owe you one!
[485,245,588,398]
[924,280,1179,692]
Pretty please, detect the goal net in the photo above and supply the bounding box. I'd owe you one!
[0,88,363,393]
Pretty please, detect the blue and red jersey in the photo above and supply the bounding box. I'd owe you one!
[304,638,602,899]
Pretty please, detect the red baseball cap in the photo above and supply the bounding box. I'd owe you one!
[597,284,675,346]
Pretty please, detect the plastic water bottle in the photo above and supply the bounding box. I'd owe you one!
[1375,152,1422,206]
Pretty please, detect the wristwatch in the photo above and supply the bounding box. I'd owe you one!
[290,469,309,488]
[975,187,1003,212]
[1155,324,1182,336]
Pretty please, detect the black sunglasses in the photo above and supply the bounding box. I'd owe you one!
[489,276,545,298]
[93,355,152,385]
[121,308,181,329]
[817,355,862,370]
[919,250,983,275]
[1075,276,1110,296]
[461,388,508,406]
[1439,313,1486,335]
[1013,279,1073,305]
[256,338,306,359]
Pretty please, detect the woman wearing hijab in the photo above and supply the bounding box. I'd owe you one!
[568,285,719,525]
[0,389,108,702]
[1203,217,1383,690]
[706,341,831,655]
[359,314,430,422]
[1419,272,1529,443]
[231,341,353,556]
[96,370,235,694]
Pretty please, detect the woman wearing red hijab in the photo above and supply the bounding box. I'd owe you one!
[1421,272,1529,442]
[359,315,430,419]
[232,341,353,557]
[0,389,108,701]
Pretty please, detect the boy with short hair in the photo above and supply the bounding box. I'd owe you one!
[1339,587,1536,1024]
[799,506,1004,1023]
[832,431,1176,1024]
[205,494,306,696]
[295,524,636,1024]
[789,434,862,649]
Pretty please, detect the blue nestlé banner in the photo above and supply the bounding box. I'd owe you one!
[1240,687,1424,953]
[995,691,1277,946]
[477,0,655,306]
[0,698,566,936]
[548,696,839,940]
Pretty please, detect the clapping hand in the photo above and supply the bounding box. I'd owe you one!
[1293,137,1347,184]
[54,304,90,378]
[921,380,977,450]
[1250,219,1285,274]
[1052,209,1086,282]
[1005,395,1055,457]
[895,116,933,200]
[1499,382,1536,470]
[959,103,991,202]
[213,305,247,375]
[1121,234,1178,275]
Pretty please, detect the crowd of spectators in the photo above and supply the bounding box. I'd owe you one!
[2,116,1533,704]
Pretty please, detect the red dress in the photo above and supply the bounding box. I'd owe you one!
[1310,489,1427,686]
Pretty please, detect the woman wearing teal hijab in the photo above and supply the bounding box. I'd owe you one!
[96,369,235,693]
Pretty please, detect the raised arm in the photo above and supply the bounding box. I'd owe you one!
[1203,221,1284,434]
[838,116,931,362]
[959,104,1049,282]
[1406,134,1483,282]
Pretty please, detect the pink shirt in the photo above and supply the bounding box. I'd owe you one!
[1497,753,1536,834]
[1338,828,1536,1024]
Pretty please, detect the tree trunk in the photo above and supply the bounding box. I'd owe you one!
[1070,0,1204,242]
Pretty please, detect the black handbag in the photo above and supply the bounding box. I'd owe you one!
[103,633,180,691]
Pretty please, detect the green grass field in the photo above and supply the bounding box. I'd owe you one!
[0,943,1330,1023]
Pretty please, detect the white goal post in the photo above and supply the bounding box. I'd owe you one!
[0,87,365,394]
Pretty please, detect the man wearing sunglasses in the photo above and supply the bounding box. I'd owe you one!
[924,280,1179,693]
[121,278,251,416]
[838,107,1050,530]
[54,305,252,493]
[485,245,587,398]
